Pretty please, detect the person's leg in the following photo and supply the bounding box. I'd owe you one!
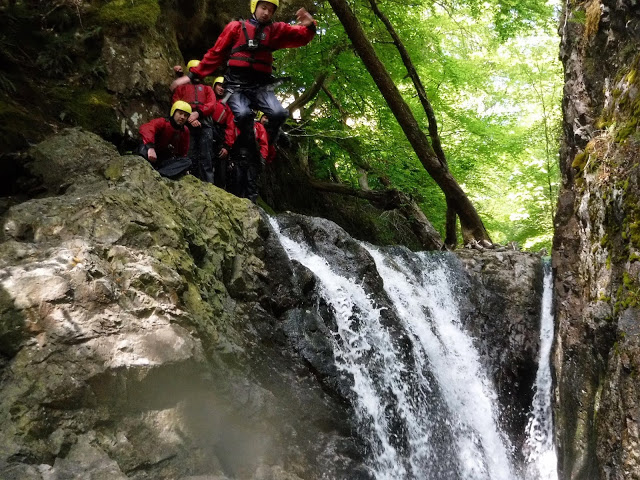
[156,156,192,179]
[254,88,289,144]
[135,143,150,160]
[227,90,258,155]
[188,126,204,180]
[199,126,214,184]
[237,159,248,199]
[211,125,226,188]
[246,160,260,204]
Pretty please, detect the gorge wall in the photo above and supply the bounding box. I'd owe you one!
[553,1,640,479]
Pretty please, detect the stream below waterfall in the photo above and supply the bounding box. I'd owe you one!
[270,217,558,480]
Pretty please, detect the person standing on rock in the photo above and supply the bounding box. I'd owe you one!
[170,0,316,165]
[210,76,236,189]
[135,100,192,179]
[171,59,219,184]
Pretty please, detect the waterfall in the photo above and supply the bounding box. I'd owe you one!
[523,263,559,480]
[270,217,557,480]
[365,247,517,480]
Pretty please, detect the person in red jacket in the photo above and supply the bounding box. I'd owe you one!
[171,59,221,184]
[136,101,192,179]
[228,116,269,203]
[210,76,236,189]
[170,0,315,163]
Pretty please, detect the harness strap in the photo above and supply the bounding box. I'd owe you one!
[241,19,252,44]
[228,55,272,66]
[230,20,273,54]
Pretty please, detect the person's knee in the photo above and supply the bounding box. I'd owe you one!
[268,107,289,126]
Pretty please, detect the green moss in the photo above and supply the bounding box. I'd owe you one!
[48,87,118,137]
[569,9,586,25]
[99,0,160,31]
[630,222,640,248]
[616,272,640,311]
[595,117,612,130]
[73,90,118,135]
[615,120,638,143]
[572,151,588,171]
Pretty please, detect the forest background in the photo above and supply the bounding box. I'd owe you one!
[274,0,562,250]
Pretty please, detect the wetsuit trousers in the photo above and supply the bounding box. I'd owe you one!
[188,125,214,184]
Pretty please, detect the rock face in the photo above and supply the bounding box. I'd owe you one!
[0,129,545,479]
[554,2,640,479]
[456,249,544,449]
[0,129,366,479]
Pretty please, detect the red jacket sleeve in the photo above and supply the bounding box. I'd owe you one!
[255,122,269,160]
[177,127,190,157]
[139,118,165,147]
[269,22,316,50]
[191,22,239,79]
[197,85,217,117]
[224,107,235,148]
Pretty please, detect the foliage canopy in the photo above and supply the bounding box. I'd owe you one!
[275,0,562,250]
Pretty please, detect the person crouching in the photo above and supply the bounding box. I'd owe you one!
[135,101,192,179]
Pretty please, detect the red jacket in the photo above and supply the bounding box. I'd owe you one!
[191,19,315,78]
[139,118,190,158]
[231,121,269,160]
[254,121,269,160]
[216,102,236,149]
[172,83,217,117]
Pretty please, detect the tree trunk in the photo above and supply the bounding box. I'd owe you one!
[369,0,459,244]
[286,70,330,114]
[327,0,490,243]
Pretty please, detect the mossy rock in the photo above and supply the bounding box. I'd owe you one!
[48,87,119,138]
[71,89,119,137]
[99,0,161,32]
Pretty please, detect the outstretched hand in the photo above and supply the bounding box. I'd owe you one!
[296,8,314,27]
[170,75,191,92]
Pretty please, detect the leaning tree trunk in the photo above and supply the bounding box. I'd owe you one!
[327,0,490,244]
[368,0,459,247]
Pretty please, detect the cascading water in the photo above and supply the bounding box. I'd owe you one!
[270,217,557,480]
[523,263,559,480]
[365,247,517,480]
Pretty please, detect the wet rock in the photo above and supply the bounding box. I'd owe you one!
[456,249,544,450]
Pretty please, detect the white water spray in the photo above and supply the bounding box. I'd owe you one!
[365,247,517,480]
[523,265,559,480]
